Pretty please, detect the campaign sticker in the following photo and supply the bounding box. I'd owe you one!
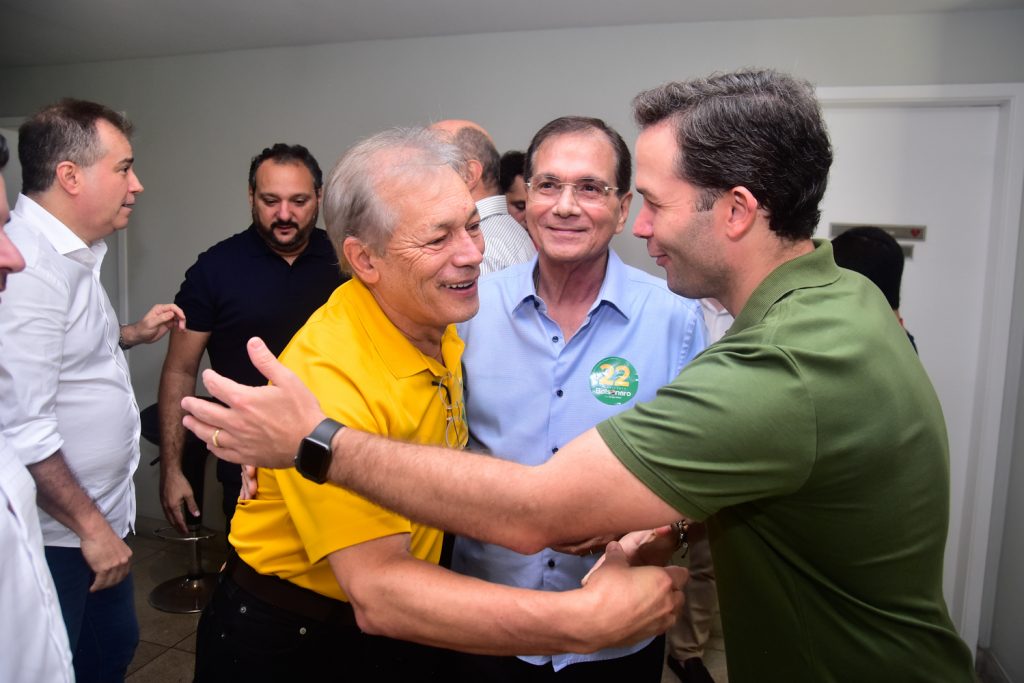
[589,356,638,405]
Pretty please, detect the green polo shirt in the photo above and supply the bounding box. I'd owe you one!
[598,240,973,682]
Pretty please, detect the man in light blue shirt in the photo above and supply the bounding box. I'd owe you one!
[453,116,706,680]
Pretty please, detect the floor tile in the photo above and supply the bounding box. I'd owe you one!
[127,641,167,676]
[174,630,198,654]
[125,648,195,683]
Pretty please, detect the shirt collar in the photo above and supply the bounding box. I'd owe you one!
[476,194,511,220]
[509,249,630,321]
[700,297,731,320]
[345,277,463,380]
[14,194,107,271]
[731,239,840,335]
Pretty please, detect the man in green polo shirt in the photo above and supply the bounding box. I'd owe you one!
[183,69,975,682]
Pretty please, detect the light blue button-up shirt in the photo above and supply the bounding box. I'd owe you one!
[453,249,706,671]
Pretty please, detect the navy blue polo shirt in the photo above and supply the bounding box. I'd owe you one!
[174,224,345,388]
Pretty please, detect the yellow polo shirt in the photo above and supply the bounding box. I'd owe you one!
[229,278,467,601]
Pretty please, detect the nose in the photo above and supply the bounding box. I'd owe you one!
[0,229,26,288]
[632,202,653,238]
[454,227,484,268]
[552,183,581,218]
[129,169,144,194]
[276,201,294,221]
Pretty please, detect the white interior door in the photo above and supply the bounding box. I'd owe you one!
[817,102,1000,628]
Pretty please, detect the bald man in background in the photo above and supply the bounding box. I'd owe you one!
[431,120,536,275]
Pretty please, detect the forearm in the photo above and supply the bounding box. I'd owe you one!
[158,327,207,475]
[28,451,132,589]
[27,451,112,539]
[351,556,602,654]
[328,429,542,552]
[333,537,676,656]
[158,369,196,476]
[327,430,607,554]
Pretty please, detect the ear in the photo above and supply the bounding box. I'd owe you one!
[722,186,760,241]
[248,186,256,209]
[342,236,380,285]
[463,159,484,193]
[54,161,81,195]
[613,191,633,235]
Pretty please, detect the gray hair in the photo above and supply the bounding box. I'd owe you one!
[323,127,466,274]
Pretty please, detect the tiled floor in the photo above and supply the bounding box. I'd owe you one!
[125,516,728,682]
[125,517,227,683]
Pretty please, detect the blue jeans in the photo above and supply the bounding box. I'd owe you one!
[45,545,139,683]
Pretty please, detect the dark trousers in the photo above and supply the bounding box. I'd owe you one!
[454,634,665,683]
[44,545,139,683]
[194,569,452,682]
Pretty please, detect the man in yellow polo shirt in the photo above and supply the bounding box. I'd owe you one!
[192,127,686,682]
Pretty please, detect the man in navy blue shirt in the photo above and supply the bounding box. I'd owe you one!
[157,144,345,535]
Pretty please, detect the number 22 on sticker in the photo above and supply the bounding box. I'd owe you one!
[599,363,631,387]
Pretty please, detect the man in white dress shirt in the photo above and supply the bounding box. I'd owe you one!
[0,131,75,683]
[431,119,536,275]
[0,100,184,682]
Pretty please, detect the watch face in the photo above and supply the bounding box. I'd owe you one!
[296,438,330,484]
[295,418,342,484]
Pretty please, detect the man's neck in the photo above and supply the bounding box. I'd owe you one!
[721,237,815,317]
[471,183,499,203]
[273,248,302,266]
[366,287,445,361]
[535,251,609,340]
[28,191,102,245]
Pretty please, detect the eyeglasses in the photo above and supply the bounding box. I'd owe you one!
[526,175,618,206]
[434,373,468,449]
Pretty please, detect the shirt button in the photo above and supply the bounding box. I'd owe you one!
[547,559,555,569]
[551,447,559,454]
[552,336,559,343]
[556,389,563,397]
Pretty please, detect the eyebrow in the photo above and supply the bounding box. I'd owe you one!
[258,192,311,199]
[536,173,611,184]
[432,207,480,232]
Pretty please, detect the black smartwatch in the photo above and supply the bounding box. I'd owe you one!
[294,418,344,484]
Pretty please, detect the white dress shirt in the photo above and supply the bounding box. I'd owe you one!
[0,437,75,682]
[0,194,139,547]
[476,194,536,276]
[700,297,735,343]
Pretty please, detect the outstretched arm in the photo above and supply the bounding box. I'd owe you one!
[119,303,185,348]
[182,338,682,552]
[330,533,686,655]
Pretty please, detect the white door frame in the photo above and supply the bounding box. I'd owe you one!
[816,83,1024,656]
